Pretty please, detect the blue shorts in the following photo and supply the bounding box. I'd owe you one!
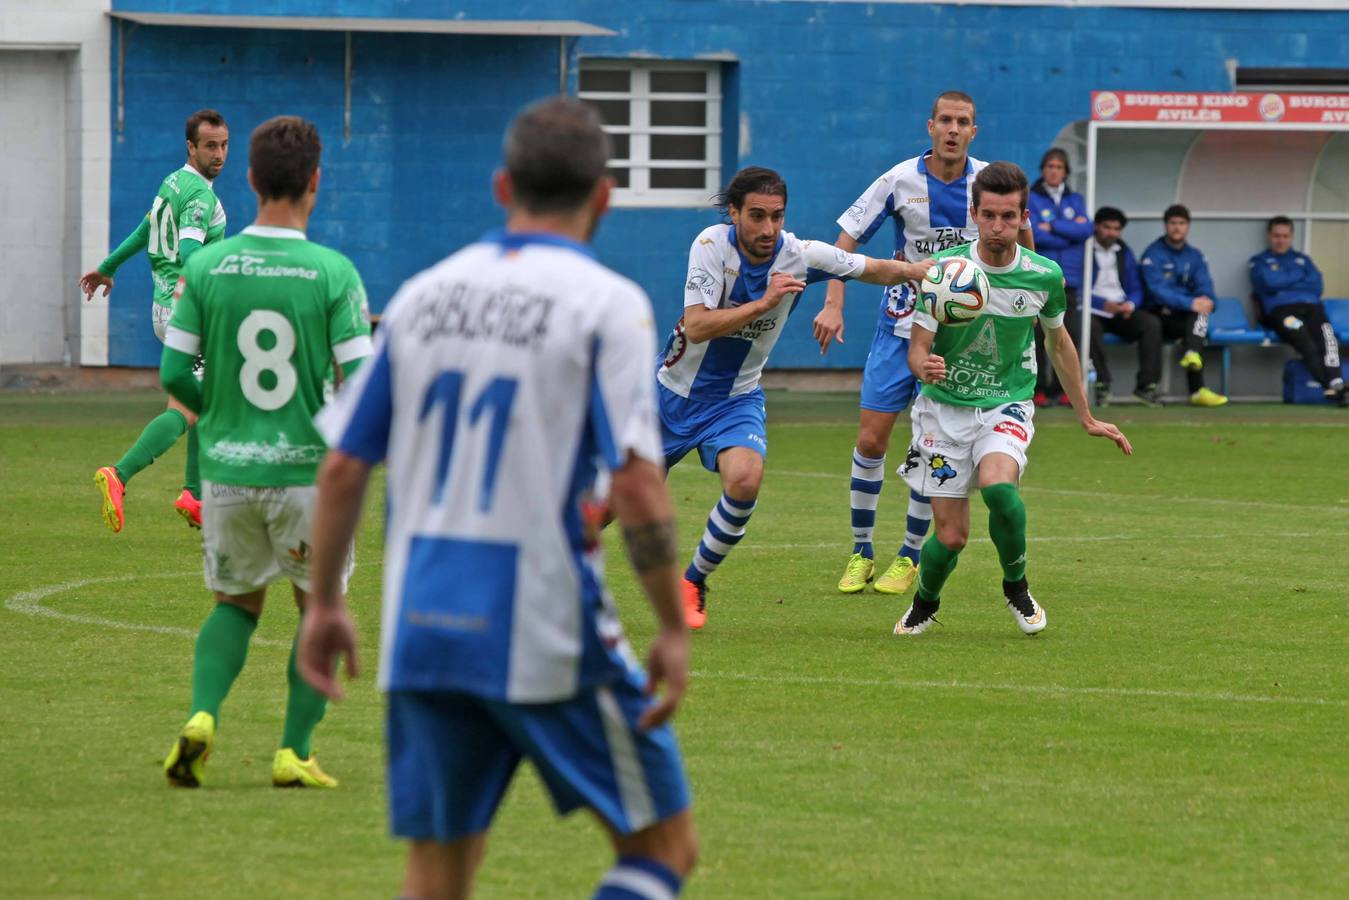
[658,383,767,472]
[387,673,690,842]
[860,327,919,414]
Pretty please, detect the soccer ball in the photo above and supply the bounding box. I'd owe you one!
[920,257,989,326]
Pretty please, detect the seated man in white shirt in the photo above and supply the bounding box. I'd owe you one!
[1088,207,1163,406]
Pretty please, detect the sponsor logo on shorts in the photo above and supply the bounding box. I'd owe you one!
[1000,403,1028,423]
[287,540,311,563]
[901,446,922,475]
[929,454,958,486]
[993,421,1028,442]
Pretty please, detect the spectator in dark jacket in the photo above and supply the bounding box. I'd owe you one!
[1087,207,1162,406]
[1140,204,1228,407]
[1249,216,1345,405]
[1028,148,1092,407]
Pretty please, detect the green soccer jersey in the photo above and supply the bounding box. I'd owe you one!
[166,225,373,487]
[914,241,1067,408]
[147,165,227,307]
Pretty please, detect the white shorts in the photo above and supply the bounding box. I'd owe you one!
[153,301,204,377]
[200,480,353,595]
[898,394,1036,498]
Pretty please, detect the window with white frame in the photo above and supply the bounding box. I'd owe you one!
[578,60,722,208]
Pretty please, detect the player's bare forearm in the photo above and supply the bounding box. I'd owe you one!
[812,231,858,353]
[610,456,683,633]
[1046,326,1133,455]
[856,256,933,286]
[310,450,372,606]
[908,325,945,384]
[682,272,804,343]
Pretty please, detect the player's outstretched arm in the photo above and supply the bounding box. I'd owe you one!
[855,255,934,287]
[298,450,372,701]
[682,271,805,343]
[609,453,687,731]
[80,217,152,299]
[812,230,858,354]
[1045,324,1133,456]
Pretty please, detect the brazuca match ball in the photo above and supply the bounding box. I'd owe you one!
[920,257,990,326]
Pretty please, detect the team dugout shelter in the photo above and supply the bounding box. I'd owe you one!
[1079,90,1349,398]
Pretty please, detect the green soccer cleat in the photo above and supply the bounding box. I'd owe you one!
[837,553,875,593]
[273,748,339,788]
[1179,350,1203,371]
[874,556,919,595]
[164,711,215,788]
[1189,387,1228,407]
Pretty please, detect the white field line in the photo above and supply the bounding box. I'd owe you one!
[764,469,1349,515]
[694,670,1349,709]
[738,531,1322,551]
[4,574,291,648]
[8,575,1343,709]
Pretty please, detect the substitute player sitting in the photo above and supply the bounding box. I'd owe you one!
[658,167,934,629]
[159,116,372,788]
[896,162,1131,637]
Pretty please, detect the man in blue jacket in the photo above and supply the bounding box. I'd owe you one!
[1249,216,1345,406]
[1140,204,1228,407]
[1088,207,1162,406]
[1028,148,1092,406]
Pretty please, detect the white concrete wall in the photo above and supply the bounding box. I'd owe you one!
[0,0,111,366]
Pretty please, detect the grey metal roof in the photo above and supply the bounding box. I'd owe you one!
[106,11,616,37]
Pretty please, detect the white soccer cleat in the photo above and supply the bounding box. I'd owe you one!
[1005,589,1046,635]
[893,597,940,636]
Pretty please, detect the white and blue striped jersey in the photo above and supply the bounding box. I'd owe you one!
[316,230,662,704]
[838,152,988,339]
[657,224,865,400]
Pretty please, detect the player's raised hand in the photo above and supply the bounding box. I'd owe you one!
[1083,417,1133,456]
[917,353,946,384]
[297,602,361,701]
[638,626,690,731]
[761,271,806,310]
[79,270,113,300]
[812,304,844,354]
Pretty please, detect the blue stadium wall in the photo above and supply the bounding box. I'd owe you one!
[107,1,1349,367]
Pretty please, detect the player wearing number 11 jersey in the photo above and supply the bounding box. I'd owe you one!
[83,109,230,532]
[158,116,372,789]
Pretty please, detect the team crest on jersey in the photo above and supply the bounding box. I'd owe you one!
[663,319,688,368]
[929,455,958,485]
[1012,293,1027,312]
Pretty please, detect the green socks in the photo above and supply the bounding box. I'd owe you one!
[114,408,187,484]
[281,620,328,759]
[916,534,962,602]
[184,425,200,499]
[190,603,258,721]
[981,482,1028,583]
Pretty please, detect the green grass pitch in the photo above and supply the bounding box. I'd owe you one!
[1,391,1346,898]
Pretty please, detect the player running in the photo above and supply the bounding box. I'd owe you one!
[159,116,372,788]
[82,109,230,532]
[812,92,1036,598]
[660,167,934,629]
[895,162,1131,637]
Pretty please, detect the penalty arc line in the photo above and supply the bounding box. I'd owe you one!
[9,576,1343,711]
[4,573,292,648]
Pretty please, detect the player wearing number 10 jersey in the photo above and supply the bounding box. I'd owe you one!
[84,109,230,533]
[159,116,372,789]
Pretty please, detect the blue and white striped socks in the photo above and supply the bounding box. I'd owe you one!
[594,855,682,898]
[849,449,885,558]
[900,489,932,563]
[685,492,756,584]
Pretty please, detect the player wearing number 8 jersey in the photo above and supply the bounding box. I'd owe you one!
[83,109,230,532]
[158,116,372,789]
